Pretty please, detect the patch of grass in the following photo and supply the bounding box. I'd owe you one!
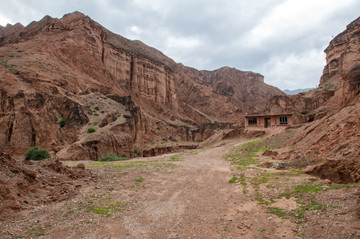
[257,197,270,205]
[88,160,177,173]
[288,168,303,174]
[170,154,181,161]
[72,194,128,217]
[267,207,286,218]
[135,177,145,183]
[87,127,96,133]
[86,206,110,216]
[229,176,239,184]
[226,139,265,171]
[327,183,359,190]
[294,184,324,194]
[239,174,248,194]
[99,153,129,162]
[250,173,269,187]
[24,146,50,161]
[291,200,327,220]
[278,192,292,200]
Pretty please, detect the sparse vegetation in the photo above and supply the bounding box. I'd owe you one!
[87,127,96,133]
[267,207,286,218]
[323,83,334,89]
[169,154,181,161]
[24,146,50,161]
[67,194,128,217]
[135,177,145,183]
[25,222,46,237]
[228,176,239,184]
[59,117,67,127]
[226,139,264,170]
[1,58,18,73]
[99,153,129,162]
[134,147,142,155]
[2,59,8,67]
[92,119,100,126]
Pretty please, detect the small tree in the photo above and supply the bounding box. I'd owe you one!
[24,146,50,161]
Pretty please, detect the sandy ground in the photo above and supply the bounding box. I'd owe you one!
[1,139,360,239]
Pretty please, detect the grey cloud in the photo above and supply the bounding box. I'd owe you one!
[0,0,359,90]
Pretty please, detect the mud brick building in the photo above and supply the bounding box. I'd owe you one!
[245,113,293,128]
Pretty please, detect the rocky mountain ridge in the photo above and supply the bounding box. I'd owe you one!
[0,12,283,160]
[268,16,360,183]
[283,88,314,95]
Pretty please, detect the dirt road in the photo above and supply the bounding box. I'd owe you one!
[1,139,359,238]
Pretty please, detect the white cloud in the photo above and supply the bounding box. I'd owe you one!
[0,15,12,26]
[126,25,143,38]
[258,49,326,90]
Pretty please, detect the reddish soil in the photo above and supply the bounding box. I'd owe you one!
[1,139,359,239]
[0,153,93,222]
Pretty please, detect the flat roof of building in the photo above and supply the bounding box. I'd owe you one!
[245,113,293,118]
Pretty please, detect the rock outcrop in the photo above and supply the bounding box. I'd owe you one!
[272,16,360,183]
[0,12,283,160]
[263,17,360,126]
[320,16,360,87]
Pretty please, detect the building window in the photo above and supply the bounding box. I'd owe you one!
[280,116,288,125]
[248,118,257,126]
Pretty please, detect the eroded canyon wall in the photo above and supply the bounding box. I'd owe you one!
[0,11,283,160]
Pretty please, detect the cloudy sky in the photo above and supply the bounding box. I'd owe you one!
[1,0,359,90]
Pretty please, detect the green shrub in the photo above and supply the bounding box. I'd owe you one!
[24,147,50,161]
[301,109,309,115]
[99,153,129,161]
[59,117,67,127]
[88,127,96,133]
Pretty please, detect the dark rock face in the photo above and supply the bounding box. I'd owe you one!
[0,11,283,160]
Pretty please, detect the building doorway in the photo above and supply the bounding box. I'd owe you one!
[265,118,271,128]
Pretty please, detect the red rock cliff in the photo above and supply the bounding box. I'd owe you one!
[0,12,283,160]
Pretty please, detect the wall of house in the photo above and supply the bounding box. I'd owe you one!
[245,115,293,128]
